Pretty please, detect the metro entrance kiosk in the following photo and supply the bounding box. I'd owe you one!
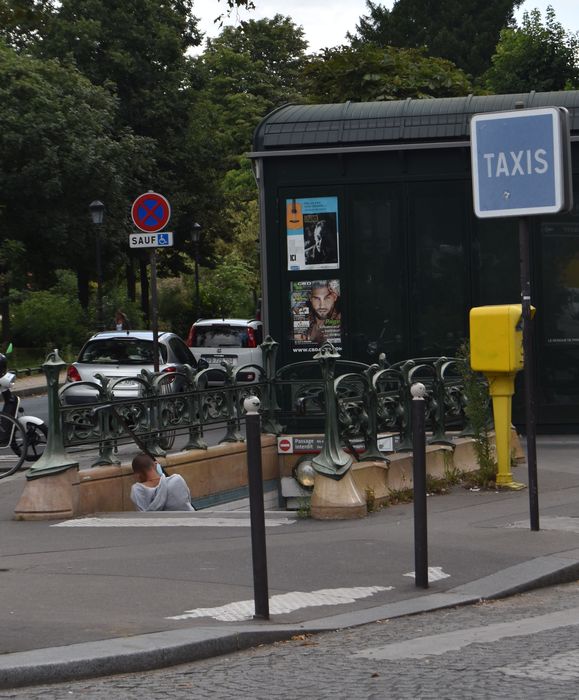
[130,191,173,372]
[470,106,573,529]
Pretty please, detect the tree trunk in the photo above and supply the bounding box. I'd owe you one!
[77,269,90,310]
[139,257,149,325]
[126,261,136,302]
[0,285,10,343]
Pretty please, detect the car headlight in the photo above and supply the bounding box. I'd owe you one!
[293,459,316,489]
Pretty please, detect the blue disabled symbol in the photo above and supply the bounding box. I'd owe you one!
[157,234,168,245]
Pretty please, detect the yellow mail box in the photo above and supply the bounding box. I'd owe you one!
[469,304,535,374]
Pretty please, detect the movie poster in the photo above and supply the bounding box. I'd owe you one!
[290,279,342,352]
[286,197,340,271]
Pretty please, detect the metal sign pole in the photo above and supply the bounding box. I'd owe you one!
[519,216,539,531]
[150,249,159,373]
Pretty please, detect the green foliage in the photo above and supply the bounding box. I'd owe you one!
[456,342,497,487]
[302,45,472,103]
[350,0,523,78]
[484,6,579,93]
[200,253,256,319]
[157,276,194,338]
[12,289,88,349]
[0,39,152,288]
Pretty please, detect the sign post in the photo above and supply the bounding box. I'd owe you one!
[471,106,573,531]
[131,192,173,372]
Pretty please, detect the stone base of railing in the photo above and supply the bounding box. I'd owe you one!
[310,470,367,520]
[12,430,525,522]
[14,467,80,521]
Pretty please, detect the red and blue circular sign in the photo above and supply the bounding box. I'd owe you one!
[131,192,171,233]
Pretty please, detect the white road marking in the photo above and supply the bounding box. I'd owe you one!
[52,517,294,528]
[355,606,579,661]
[499,649,579,681]
[168,586,393,622]
[403,566,450,582]
[509,516,579,533]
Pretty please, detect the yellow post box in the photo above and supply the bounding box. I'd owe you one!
[469,304,535,489]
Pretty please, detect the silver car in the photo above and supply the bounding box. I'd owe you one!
[63,331,199,404]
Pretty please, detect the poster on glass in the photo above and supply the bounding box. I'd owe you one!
[290,279,342,352]
[286,197,340,271]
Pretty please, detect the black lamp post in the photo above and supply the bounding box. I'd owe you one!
[191,222,202,321]
[89,200,105,331]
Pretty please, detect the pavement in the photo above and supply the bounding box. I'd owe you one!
[12,372,47,398]
[1,372,579,689]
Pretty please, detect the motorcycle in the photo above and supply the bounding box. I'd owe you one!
[0,351,47,475]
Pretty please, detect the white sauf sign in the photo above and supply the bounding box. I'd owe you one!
[129,232,173,248]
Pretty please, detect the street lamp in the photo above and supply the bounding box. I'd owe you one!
[191,222,202,321]
[89,200,105,331]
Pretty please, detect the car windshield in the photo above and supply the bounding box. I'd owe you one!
[78,339,166,365]
[193,326,248,348]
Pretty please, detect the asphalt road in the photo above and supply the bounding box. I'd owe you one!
[4,580,579,699]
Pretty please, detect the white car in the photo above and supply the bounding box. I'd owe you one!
[186,319,263,382]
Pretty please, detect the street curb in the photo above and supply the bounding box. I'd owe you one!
[14,385,46,398]
[1,551,579,689]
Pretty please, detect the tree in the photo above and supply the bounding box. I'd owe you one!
[350,0,523,78]
[0,0,54,51]
[484,6,579,93]
[0,40,152,313]
[198,15,308,158]
[302,44,472,104]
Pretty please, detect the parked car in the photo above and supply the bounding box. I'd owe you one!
[186,319,263,383]
[63,330,200,404]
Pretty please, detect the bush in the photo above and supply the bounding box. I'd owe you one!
[12,290,88,350]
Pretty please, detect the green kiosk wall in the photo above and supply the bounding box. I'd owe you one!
[250,92,579,429]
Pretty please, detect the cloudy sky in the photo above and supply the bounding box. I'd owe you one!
[194,0,579,53]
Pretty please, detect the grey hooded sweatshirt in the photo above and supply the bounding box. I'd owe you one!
[131,474,195,512]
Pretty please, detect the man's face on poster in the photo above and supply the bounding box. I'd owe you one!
[310,285,337,320]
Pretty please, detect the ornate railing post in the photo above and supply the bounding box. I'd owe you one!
[220,363,244,443]
[27,350,79,480]
[92,375,120,466]
[360,363,390,464]
[312,342,352,479]
[428,357,455,446]
[184,366,207,450]
[260,336,282,435]
[396,360,415,452]
[139,369,165,457]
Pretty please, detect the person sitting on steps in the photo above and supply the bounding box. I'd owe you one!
[130,452,195,512]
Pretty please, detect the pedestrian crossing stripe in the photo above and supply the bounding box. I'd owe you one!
[403,566,450,582]
[52,516,295,528]
[168,586,393,622]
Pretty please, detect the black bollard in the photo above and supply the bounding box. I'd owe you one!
[244,396,270,619]
[411,382,429,589]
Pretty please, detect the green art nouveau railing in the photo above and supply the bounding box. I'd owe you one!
[26,338,478,481]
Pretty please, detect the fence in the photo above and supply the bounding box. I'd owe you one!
[28,339,479,479]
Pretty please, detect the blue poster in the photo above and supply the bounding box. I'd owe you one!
[286,196,340,271]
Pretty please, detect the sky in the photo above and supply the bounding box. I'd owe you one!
[193,0,579,54]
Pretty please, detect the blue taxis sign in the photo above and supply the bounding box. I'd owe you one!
[470,107,572,218]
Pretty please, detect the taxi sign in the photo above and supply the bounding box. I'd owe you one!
[470,107,572,218]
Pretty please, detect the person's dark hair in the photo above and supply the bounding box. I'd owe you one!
[132,452,154,473]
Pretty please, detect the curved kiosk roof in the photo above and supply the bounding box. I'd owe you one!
[252,92,579,154]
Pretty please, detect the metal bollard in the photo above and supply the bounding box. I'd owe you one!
[411,382,428,589]
[244,396,270,620]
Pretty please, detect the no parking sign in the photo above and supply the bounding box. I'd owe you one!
[131,192,171,233]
